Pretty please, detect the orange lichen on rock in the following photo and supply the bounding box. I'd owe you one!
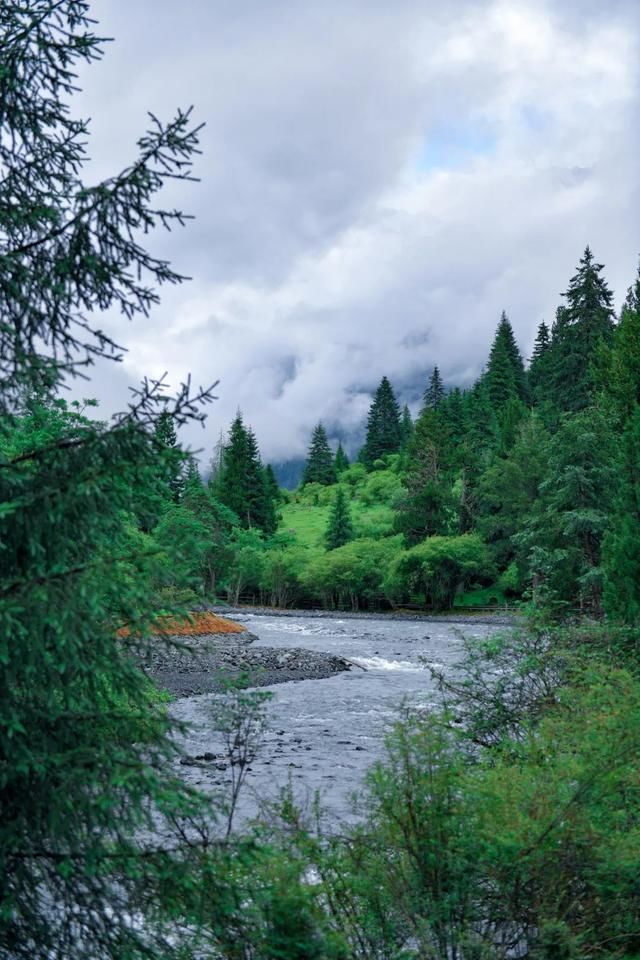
[117,611,245,638]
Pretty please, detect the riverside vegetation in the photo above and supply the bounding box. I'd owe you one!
[1,3,640,958]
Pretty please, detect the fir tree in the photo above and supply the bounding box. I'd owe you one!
[603,406,640,622]
[528,321,553,405]
[325,486,354,550]
[516,408,616,614]
[485,312,527,410]
[362,376,402,467]
[154,410,185,502]
[394,409,454,544]
[549,247,616,411]
[423,366,445,411]
[334,442,350,474]
[302,423,336,486]
[400,404,414,448]
[440,388,466,446]
[216,414,274,533]
[0,4,214,954]
[183,456,204,500]
[465,381,499,453]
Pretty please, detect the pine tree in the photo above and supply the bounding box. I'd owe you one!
[215,414,274,533]
[516,408,616,614]
[465,381,499,453]
[154,410,185,502]
[302,423,336,486]
[440,388,466,446]
[485,312,527,410]
[325,486,354,550]
[334,442,350,474]
[394,409,454,544]
[602,261,640,423]
[400,404,414,448]
[184,456,204,500]
[603,406,640,622]
[362,376,402,467]
[548,247,616,411]
[423,366,445,411]
[528,321,553,405]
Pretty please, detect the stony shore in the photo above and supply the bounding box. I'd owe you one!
[145,630,353,698]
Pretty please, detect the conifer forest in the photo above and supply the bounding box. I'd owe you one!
[1,3,640,959]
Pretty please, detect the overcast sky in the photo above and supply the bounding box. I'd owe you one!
[77,0,640,462]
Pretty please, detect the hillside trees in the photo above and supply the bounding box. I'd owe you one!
[386,534,490,610]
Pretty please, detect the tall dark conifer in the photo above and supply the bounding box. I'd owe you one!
[400,405,414,447]
[423,366,445,411]
[529,321,553,406]
[548,246,616,411]
[154,410,184,502]
[302,423,336,486]
[440,387,466,446]
[325,487,354,550]
[334,442,350,475]
[362,376,402,467]
[215,413,274,533]
[485,312,527,410]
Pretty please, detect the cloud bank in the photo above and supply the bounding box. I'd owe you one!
[78,0,639,461]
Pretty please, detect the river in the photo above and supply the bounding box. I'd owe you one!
[171,612,497,830]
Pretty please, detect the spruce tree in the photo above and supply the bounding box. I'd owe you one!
[394,409,454,544]
[485,312,527,410]
[302,423,336,485]
[423,366,445,411]
[154,410,185,502]
[325,486,354,550]
[516,408,616,614]
[334,442,350,474]
[528,321,553,405]
[0,4,217,954]
[548,247,616,411]
[184,455,204,499]
[362,376,402,467]
[400,404,414,448]
[216,414,274,533]
[439,387,466,445]
[603,406,640,622]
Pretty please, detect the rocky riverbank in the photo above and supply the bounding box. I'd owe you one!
[145,630,353,697]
